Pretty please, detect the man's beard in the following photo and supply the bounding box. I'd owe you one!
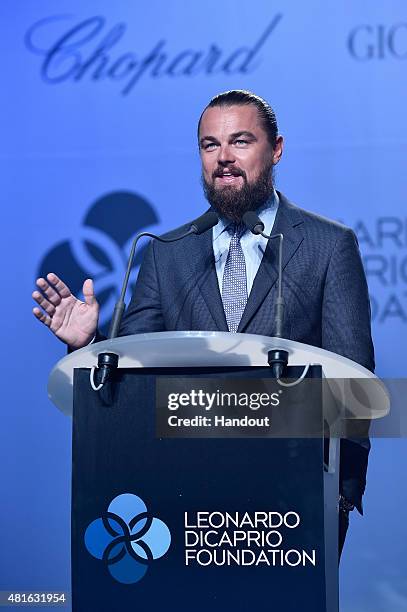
[202,164,275,222]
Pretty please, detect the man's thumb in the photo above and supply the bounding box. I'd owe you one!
[83,278,96,305]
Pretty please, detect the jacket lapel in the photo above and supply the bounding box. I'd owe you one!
[237,194,304,333]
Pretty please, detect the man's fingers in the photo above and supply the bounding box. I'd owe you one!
[82,278,96,305]
[32,307,51,327]
[32,290,56,316]
[36,277,62,306]
[46,272,72,299]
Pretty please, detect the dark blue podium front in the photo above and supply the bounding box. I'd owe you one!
[72,366,329,612]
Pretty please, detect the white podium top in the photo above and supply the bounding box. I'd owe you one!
[48,331,389,418]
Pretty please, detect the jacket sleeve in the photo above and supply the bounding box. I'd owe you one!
[322,227,374,513]
[322,227,375,372]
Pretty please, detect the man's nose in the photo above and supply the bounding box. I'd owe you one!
[217,144,235,165]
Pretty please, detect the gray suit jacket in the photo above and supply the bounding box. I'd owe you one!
[120,192,374,511]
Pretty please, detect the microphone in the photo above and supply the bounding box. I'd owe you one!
[242,211,265,236]
[242,211,288,379]
[190,211,219,235]
[93,211,219,389]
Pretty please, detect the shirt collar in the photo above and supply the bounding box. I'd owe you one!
[213,189,279,241]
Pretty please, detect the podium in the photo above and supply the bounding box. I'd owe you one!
[48,332,389,612]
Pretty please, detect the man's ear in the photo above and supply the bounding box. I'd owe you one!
[272,135,284,165]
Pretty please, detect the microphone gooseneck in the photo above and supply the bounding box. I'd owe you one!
[242,211,288,378]
[92,212,219,390]
[108,211,219,339]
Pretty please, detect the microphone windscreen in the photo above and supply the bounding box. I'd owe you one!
[242,211,265,235]
[190,211,219,235]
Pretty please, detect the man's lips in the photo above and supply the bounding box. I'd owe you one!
[213,170,245,184]
[215,174,242,183]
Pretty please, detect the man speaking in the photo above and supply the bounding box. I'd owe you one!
[32,90,374,555]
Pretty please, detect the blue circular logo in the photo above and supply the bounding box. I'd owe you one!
[37,191,159,334]
[84,493,171,584]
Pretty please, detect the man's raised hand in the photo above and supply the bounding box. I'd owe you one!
[32,273,99,349]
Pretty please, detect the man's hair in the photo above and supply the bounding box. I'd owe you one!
[198,90,278,148]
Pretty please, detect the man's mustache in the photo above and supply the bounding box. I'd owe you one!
[212,166,247,180]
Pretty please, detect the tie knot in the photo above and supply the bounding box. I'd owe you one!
[228,222,246,240]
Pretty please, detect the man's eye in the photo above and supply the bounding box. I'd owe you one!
[203,142,217,150]
[235,139,248,146]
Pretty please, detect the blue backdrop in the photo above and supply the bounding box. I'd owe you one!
[1,2,406,610]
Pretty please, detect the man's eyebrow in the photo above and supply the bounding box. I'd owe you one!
[230,130,257,141]
[199,135,219,147]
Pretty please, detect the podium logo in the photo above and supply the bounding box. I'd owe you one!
[84,493,171,584]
